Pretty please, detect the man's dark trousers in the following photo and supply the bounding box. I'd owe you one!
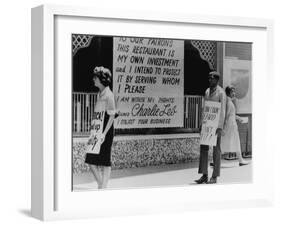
[198,133,221,178]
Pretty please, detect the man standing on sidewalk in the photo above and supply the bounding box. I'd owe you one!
[195,71,226,184]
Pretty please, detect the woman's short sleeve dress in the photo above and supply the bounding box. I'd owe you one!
[221,97,241,154]
[85,87,116,166]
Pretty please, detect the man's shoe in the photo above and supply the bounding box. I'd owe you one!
[194,175,208,184]
[206,177,217,184]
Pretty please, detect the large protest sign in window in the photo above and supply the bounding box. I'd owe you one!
[113,37,184,129]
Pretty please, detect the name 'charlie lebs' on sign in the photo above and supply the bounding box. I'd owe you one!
[113,37,184,129]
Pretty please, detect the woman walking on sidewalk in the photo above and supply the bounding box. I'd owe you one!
[221,86,249,166]
[85,66,117,189]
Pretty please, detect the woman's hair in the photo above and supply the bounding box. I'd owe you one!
[225,86,234,97]
[93,66,112,87]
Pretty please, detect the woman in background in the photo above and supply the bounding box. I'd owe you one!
[221,86,249,166]
[85,66,116,189]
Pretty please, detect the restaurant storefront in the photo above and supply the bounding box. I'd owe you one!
[72,35,252,173]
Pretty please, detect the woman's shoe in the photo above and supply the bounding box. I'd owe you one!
[239,161,249,166]
[194,175,208,184]
[206,177,217,184]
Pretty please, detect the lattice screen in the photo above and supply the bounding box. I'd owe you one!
[72,34,94,56]
[191,40,217,70]
[72,35,218,70]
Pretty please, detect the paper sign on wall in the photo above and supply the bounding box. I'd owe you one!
[200,101,221,146]
[113,37,184,129]
[86,101,106,154]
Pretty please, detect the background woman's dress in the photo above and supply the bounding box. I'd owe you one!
[221,97,241,154]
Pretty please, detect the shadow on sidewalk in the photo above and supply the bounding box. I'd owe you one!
[110,161,199,179]
[74,162,198,185]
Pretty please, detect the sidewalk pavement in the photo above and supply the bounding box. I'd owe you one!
[73,159,252,191]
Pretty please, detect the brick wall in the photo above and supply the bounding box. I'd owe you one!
[73,137,201,174]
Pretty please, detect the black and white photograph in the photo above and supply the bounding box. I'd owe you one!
[72,35,252,191]
[1,0,278,224]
